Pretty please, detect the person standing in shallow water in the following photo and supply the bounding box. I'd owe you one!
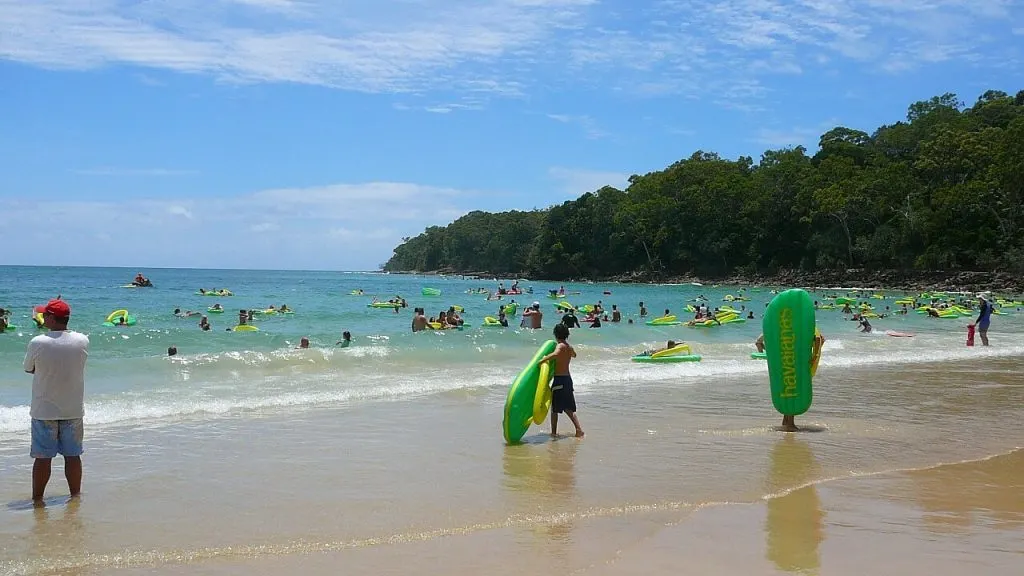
[780,331,826,432]
[23,299,89,504]
[539,324,584,438]
[973,295,993,346]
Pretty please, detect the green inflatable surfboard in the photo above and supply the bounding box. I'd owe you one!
[503,339,557,444]
[762,289,816,416]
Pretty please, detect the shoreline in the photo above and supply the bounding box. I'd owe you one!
[385,268,1024,294]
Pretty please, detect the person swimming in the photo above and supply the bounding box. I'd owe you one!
[337,331,352,347]
[642,340,677,356]
[858,317,872,333]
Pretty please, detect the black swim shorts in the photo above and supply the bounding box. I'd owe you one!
[551,375,576,414]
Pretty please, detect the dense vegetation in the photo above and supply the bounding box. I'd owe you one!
[385,90,1024,280]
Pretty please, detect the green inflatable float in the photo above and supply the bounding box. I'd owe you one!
[502,339,556,444]
[762,289,819,416]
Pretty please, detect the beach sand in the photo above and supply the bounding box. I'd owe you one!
[35,450,1022,576]
[2,358,1022,576]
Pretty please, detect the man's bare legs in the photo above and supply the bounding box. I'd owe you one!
[65,456,82,497]
[32,456,81,503]
[32,458,51,502]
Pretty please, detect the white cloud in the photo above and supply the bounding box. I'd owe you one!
[0,181,475,270]
[167,205,195,220]
[546,113,607,139]
[548,166,629,198]
[0,0,1014,113]
[250,222,280,233]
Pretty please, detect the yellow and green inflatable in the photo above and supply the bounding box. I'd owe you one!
[502,340,556,444]
[762,289,819,416]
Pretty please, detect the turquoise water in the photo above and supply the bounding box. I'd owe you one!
[1,266,1022,441]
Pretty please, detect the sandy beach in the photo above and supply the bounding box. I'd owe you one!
[3,353,1021,576]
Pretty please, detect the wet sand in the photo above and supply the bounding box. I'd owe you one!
[2,357,1022,576]
[85,450,1024,576]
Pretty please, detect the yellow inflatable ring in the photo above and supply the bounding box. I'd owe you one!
[106,309,129,323]
[233,325,259,332]
[532,360,553,425]
[650,343,692,359]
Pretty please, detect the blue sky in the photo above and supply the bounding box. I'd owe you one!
[1,0,1022,271]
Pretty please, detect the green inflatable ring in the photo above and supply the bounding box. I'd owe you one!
[503,339,556,444]
[763,288,816,416]
[751,351,767,360]
[207,308,224,313]
[1,325,17,332]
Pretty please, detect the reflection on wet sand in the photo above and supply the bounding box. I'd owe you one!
[904,449,1024,534]
[502,435,580,560]
[27,497,87,576]
[764,437,824,574]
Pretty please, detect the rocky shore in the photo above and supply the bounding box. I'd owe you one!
[386,268,1024,294]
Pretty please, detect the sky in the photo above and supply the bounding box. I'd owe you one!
[1,0,1022,271]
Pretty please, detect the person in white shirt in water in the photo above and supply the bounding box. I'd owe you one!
[23,298,89,504]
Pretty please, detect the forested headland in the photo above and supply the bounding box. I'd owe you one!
[384,90,1024,289]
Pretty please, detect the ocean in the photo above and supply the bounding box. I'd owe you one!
[1,266,1022,575]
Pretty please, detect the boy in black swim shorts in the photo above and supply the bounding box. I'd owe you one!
[540,324,584,438]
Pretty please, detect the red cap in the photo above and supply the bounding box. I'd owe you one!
[44,299,71,318]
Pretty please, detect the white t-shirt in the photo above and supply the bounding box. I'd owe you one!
[23,330,89,420]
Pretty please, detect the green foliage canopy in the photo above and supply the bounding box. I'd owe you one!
[385,89,1024,279]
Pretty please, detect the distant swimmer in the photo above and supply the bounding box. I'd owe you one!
[522,302,543,329]
[641,340,677,356]
[611,305,621,323]
[497,311,509,327]
[297,337,310,349]
[336,331,352,348]
[561,309,581,329]
[199,316,210,331]
[973,295,993,346]
[858,317,872,333]
[167,346,177,357]
[639,302,647,318]
[411,308,430,332]
[755,333,765,353]
[539,323,583,438]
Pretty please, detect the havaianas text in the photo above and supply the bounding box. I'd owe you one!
[779,309,798,398]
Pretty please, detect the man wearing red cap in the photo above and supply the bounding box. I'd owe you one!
[23,298,90,503]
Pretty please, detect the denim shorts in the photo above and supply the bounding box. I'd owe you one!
[30,418,84,459]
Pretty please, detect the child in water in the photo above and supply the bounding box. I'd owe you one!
[780,331,826,432]
[336,331,352,347]
[539,323,584,438]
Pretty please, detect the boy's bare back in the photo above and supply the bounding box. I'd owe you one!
[552,341,576,375]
